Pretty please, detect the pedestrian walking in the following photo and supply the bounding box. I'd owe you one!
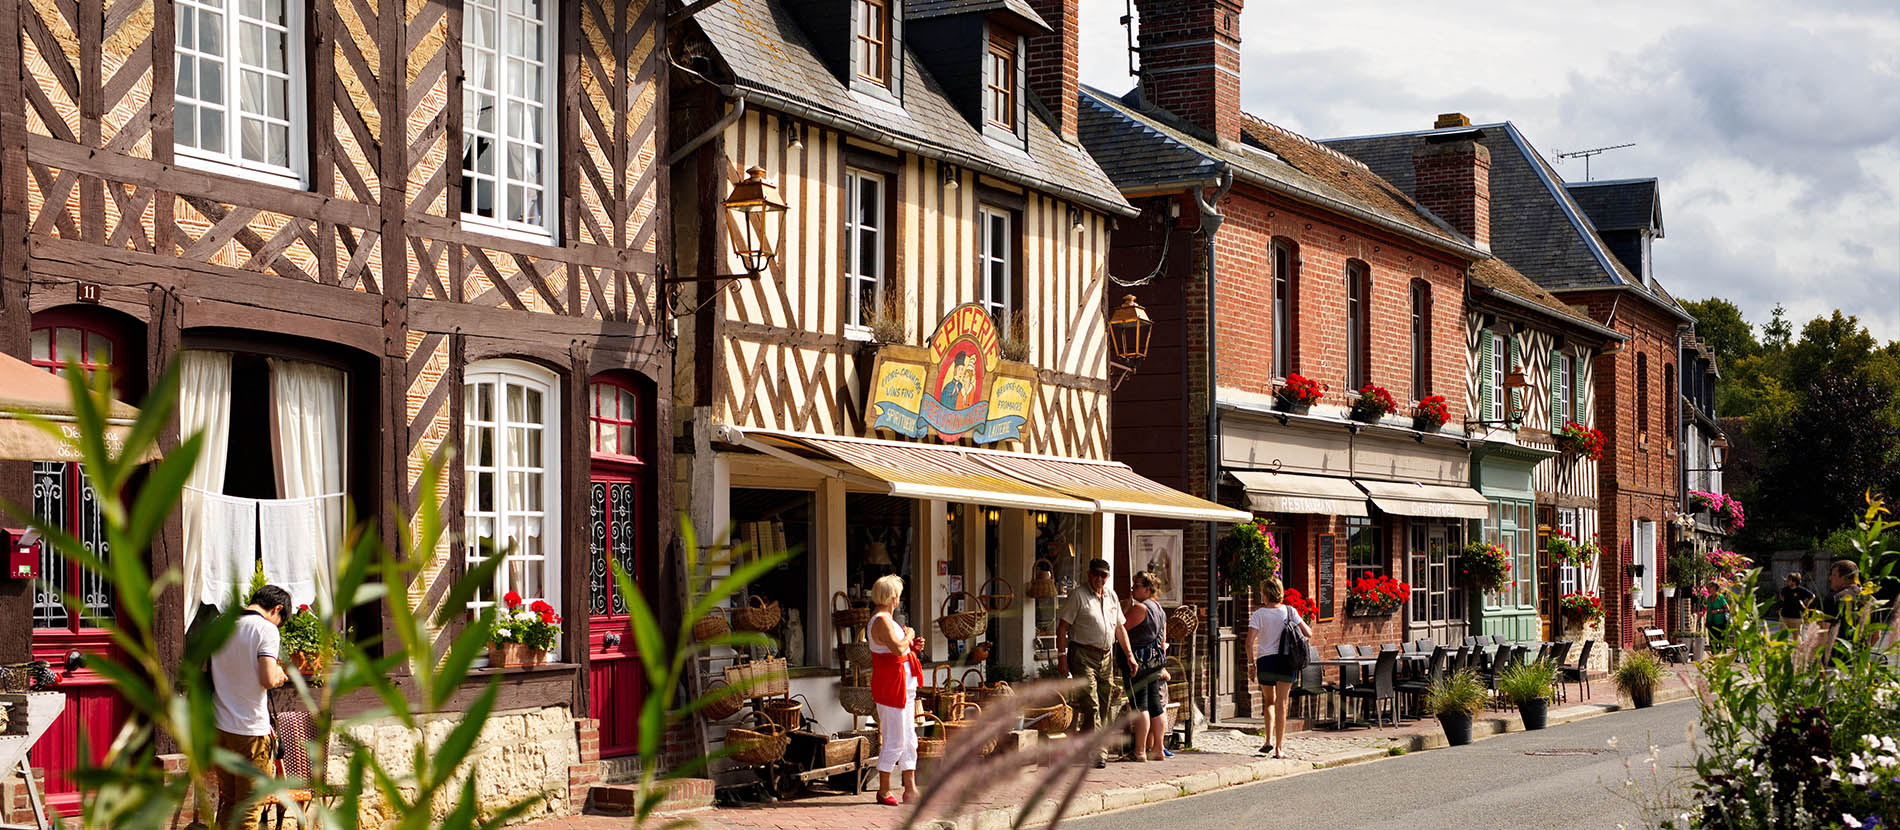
[1244,577,1310,760]
[1121,571,1168,762]
[868,574,924,806]
[209,585,291,829]
[1777,572,1815,632]
[1056,558,1137,768]
[1823,560,1864,656]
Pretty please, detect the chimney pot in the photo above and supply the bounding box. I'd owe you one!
[1435,113,1472,129]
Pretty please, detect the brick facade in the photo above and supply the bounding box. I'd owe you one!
[1134,0,1246,143]
[1024,0,1080,142]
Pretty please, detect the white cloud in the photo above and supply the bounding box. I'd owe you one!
[1077,1,1900,341]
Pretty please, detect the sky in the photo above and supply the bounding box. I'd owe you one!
[1076,0,1900,344]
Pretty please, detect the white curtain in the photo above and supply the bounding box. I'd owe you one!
[268,358,345,612]
[179,351,233,622]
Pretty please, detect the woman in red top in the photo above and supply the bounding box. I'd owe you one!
[868,574,924,805]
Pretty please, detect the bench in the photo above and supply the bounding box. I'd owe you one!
[1643,628,1688,663]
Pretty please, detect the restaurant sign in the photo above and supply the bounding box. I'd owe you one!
[868,304,1035,445]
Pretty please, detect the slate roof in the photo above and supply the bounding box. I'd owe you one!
[1565,178,1662,234]
[1077,86,1482,259]
[1467,257,1622,341]
[906,0,1049,31]
[691,0,1130,215]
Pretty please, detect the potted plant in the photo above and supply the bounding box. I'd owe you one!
[1283,587,1320,620]
[1556,591,1603,631]
[280,604,326,676]
[1345,573,1409,616]
[1412,395,1449,432]
[1350,384,1398,423]
[1461,542,1512,595]
[1614,651,1665,708]
[1497,659,1559,730]
[1425,669,1488,746]
[1274,373,1324,415]
[1555,421,1607,462]
[1218,519,1282,596]
[1660,582,1677,598]
[489,591,562,667]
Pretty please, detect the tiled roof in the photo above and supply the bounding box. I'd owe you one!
[1077,86,1481,258]
[1467,257,1618,339]
[1565,178,1662,234]
[906,0,1049,30]
[692,0,1130,215]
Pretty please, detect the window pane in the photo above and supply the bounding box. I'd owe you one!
[56,328,80,365]
[200,58,224,105]
[199,10,223,54]
[30,329,49,363]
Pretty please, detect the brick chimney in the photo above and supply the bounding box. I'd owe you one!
[1025,0,1079,142]
[1135,0,1244,144]
[1412,113,1491,249]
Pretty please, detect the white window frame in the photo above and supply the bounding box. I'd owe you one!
[844,169,885,334]
[461,0,559,240]
[1635,519,1657,609]
[173,0,308,188]
[464,360,563,628]
[1556,508,1580,597]
[1553,352,1571,429]
[977,206,1012,326]
[1490,332,1507,423]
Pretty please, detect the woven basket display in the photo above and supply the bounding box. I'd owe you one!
[725,656,789,699]
[936,591,988,641]
[839,682,876,716]
[1163,656,1187,703]
[733,595,782,633]
[1165,604,1201,641]
[0,666,32,694]
[700,678,744,722]
[915,712,946,759]
[830,591,871,630]
[979,576,1015,613]
[933,678,967,720]
[842,640,873,670]
[1022,701,1072,736]
[692,610,730,642]
[818,734,864,767]
[725,711,789,765]
[760,696,803,732]
[1027,559,1058,600]
[915,663,951,713]
[941,702,996,756]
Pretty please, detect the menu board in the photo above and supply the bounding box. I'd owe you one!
[1316,533,1336,621]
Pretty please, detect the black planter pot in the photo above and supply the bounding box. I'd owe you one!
[1439,711,1474,746]
[1412,415,1444,432]
[1519,698,1549,730]
[1349,406,1384,423]
[1274,397,1311,415]
[1631,688,1655,709]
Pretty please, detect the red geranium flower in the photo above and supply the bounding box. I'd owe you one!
[503,590,523,609]
[539,611,555,625]
[297,604,309,613]
[530,599,553,614]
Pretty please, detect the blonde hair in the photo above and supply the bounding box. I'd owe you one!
[1259,577,1284,604]
[1132,571,1157,590]
[871,574,905,608]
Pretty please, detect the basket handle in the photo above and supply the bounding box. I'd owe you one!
[932,662,951,686]
[832,591,850,612]
[943,677,964,693]
[980,576,1013,597]
[749,595,766,610]
[940,590,977,617]
[957,702,981,721]
[1034,558,1053,572]
[916,711,943,730]
[960,667,984,687]
[742,709,777,731]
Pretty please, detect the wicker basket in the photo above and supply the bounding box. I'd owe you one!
[1163,656,1188,703]
[915,663,951,713]
[733,595,782,633]
[700,678,743,722]
[1027,559,1058,600]
[725,711,789,765]
[1165,604,1201,641]
[725,656,789,699]
[760,696,803,732]
[934,678,968,719]
[692,610,730,642]
[0,666,32,694]
[936,591,988,641]
[842,639,873,670]
[979,576,1015,613]
[1022,701,1072,736]
[915,712,946,759]
[839,682,877,716]
[831,591,871,630]
[941,702,996,756]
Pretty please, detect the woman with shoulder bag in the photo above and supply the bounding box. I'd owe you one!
[1245,577,1311,759]
[1122,571,1169,761]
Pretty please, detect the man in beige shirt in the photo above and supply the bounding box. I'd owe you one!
[1056,558,1137,766]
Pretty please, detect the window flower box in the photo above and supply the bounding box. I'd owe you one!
[1275,373,1325,415]
[1350,385,1397,423]
[1411,395,1449,431]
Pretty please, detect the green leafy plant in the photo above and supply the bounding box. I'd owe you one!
[1424,668,1488,718]
[1218,519,1281,594]
[489,594,563,653]
[1614,650,1665,697]
[1461,542,1512,594]
[1497,659,1558,704]
[279,605,324,658]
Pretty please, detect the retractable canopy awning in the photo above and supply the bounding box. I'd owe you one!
[973,454,1249,523]
[1227,470,1368,517]
[1355,479,1491,520]
[761,433,1094,513]
[0,353,153,462]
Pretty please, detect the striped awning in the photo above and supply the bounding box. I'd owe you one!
[972,454,1249,523]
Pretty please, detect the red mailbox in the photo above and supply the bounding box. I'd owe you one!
[4,529,40,579]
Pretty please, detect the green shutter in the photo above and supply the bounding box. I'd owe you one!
[1509,337,1523,416]
[1551,350,1567,429]
[1479,330,1493,419]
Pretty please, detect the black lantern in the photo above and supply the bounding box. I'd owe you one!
[723,165,788,274]
[1108,294,1154,365]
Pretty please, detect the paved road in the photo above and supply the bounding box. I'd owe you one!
[1068,700,1700,830]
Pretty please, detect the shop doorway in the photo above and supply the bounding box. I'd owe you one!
[1405,522,1466,647]
[585,378,650,758]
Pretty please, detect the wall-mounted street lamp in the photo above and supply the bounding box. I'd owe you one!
[1464,365,1530,429]
[1107,294,1154,390]
[662,165,788,290]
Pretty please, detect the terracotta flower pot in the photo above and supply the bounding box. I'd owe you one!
[289,651,325,677]
[488,643,545,668]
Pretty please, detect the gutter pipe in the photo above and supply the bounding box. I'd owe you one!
[1193,167,1233,729]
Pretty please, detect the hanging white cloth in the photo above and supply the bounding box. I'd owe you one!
[179,351,233,622]
[269,358,346,613]
[196,491,257,610]
[259,496,337,609]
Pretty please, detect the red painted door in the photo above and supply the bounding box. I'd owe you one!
[585,379,648,758]
[27,320,133,813]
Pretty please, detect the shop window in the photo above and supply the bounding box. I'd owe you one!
[1482,498,1534,608]
[174,0,307,186]
[1344,514,1384,584]
[464,360,560,618]
[1271,238,1299,379]
[1033,511,1086,665]
[461,0,557,237]
[731,488,815,664]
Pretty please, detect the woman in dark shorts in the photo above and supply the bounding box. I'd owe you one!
[1245,577,1311,758]
[1122,571,1169,761]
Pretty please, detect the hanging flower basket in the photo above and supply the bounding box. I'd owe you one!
[1461,542,1512,594]
[1274,373,1325,414]
[1555,421,1606,462]
[1219,519,1282,594]
[1558,591,1604,625]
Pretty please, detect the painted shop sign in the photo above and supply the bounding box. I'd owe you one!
[868,304,1036,445]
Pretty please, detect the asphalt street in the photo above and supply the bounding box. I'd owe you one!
[1066,700,1701,830]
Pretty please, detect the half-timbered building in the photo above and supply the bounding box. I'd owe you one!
[1084,0,1501,720]
[0,0,669,819]
[667,0,1240,738]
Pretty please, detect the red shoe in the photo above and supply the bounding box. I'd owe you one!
[879,795,900,807]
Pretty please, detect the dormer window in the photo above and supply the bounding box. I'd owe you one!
[985,34,1014,131]
[855,0,890,88]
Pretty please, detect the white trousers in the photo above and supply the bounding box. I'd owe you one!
[876,697,918,773]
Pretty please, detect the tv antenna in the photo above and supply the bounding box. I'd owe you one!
[1122,0,1139,77]
[1554,143,1635,182]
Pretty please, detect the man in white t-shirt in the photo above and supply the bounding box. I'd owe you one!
[209,585,290,828]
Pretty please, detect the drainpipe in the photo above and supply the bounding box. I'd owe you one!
[1194,169,1233,726]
